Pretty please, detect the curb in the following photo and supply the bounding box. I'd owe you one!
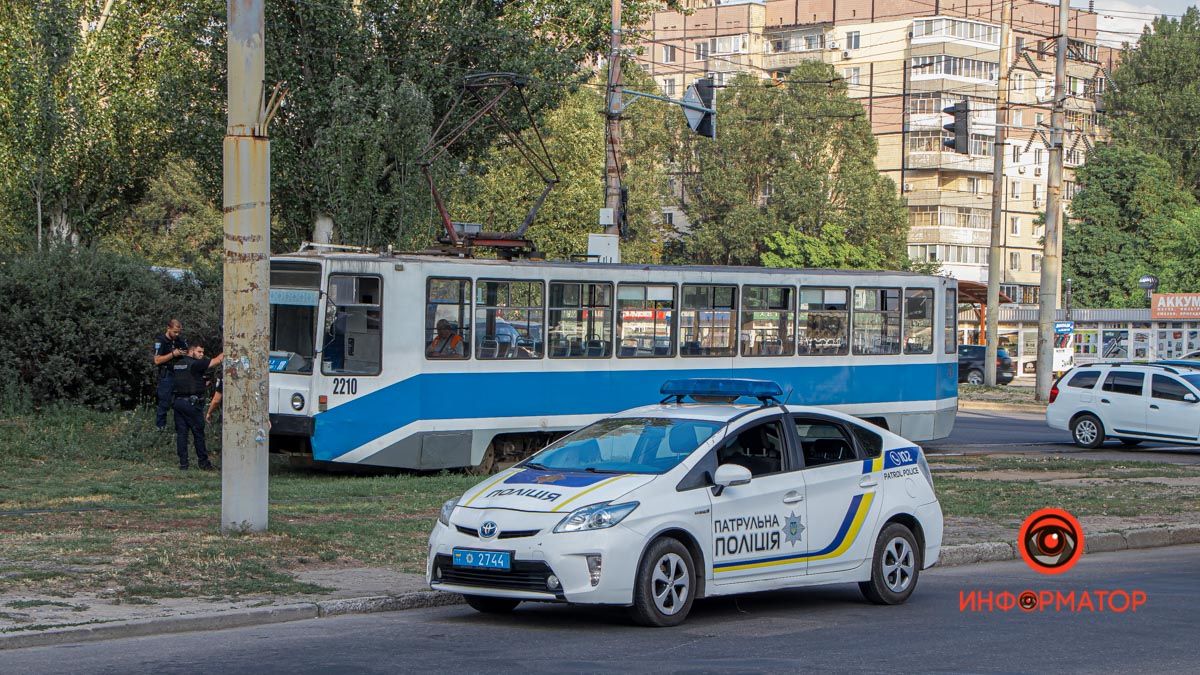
[937,524,1199,568]
[958,400,1046,414]
[5,525,1199,650]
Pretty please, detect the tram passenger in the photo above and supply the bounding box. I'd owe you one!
[427,319,464,358]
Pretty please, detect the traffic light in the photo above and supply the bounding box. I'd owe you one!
[683,78,716,139]
[942,100,970,154]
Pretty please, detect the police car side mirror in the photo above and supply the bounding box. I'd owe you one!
[712,463,752,496]
[1185,393,1198,403]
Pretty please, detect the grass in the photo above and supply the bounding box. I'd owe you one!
[1,408,1197,602]
[0,407,479,601]
[958,384,1042,406]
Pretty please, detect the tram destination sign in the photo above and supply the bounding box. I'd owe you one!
[1151,293,1200,320]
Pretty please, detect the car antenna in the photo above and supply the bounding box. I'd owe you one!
[777,384,795,410]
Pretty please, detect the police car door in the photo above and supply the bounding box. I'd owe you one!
[708,415,808,585]
[792,415,882,576]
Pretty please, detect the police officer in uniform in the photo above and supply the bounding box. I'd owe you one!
[152,319,188,431]
[171,345,224,470]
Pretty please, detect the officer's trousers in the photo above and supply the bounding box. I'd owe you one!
[156,375,174,429]
[172,397,210,468]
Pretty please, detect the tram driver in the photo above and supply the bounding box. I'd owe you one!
[427,319,465,358]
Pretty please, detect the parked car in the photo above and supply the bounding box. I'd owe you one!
[958,345,1016,385]
[1046,362,1200,448]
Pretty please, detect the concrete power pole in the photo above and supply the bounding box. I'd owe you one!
[222,0,271,532]
[985,0,1012,387]
[1035,0,1070,401]
[603,0,623,236]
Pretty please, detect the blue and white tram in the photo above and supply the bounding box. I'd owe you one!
[267,251,959,470]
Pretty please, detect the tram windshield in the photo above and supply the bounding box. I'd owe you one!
[525,417,723,475]
[269,262,321,374]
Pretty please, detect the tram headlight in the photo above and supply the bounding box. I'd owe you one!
[438,498,458,527]
[291,393,305,411]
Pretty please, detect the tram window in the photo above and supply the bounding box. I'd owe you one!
[798,288,850,355]
[617,284,676,358]
[322,274,382,375]
[852,287,901,355]
[425,278,471,360]
[740,286,795,356]
[548,282,613,358]
[680,285,737,357]
[904,288,935,354]
[475,280,544,359]
[944,288,958,354]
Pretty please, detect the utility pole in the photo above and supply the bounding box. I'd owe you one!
[1035,0,1069,401]
[603,0,623,236]
[985,0,1012,387]
[222,0,271,532]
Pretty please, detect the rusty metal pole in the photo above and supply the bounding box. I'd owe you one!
[222,0,270,532]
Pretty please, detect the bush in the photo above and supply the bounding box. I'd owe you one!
[0,247,222,411]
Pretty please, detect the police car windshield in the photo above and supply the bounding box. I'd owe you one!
[526,417,723,475]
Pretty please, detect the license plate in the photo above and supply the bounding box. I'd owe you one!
[452,548,511,570]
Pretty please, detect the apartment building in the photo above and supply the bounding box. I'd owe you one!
[638,0,1109,305]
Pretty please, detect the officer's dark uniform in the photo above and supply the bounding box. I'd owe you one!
[153,332,188,430]
[171,356,214,470]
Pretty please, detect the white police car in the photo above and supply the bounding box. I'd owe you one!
[428,379,944,626]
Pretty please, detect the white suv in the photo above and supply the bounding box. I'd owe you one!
[1047,362,1200,448]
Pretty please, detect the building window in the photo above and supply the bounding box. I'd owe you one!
[662,45,677,64]
[1036,112,1045,127]
[680,285,737,357]
[1016,37,1026,52]
[710,34,748,55]
[966,177,981,194]
[694,42,709,61]
[1010,216,1021,235]
[842,67,861,86]
[846,31,861,49]
[663,77,676,97]
[910,55,998,81]
[1034,147,1044,164]
[741,286,795,356]
[912,17,999,45]
[1009,252,1022,271]
[805,34,824,50]
[1000,284,1019,302]
[662,210,674,226]
[1032,254,1042,272]
[475,280,544,360]
[1032,184,1041,203]
[1011,180,1022,199]
[1012,110,1023,128]
[1011,144,1021,162]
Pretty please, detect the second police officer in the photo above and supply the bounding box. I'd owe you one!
[171,344,224,471]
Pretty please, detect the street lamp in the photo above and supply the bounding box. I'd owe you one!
[1137,274,1159,304]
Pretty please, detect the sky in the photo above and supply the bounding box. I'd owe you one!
[1067,0,1196,46]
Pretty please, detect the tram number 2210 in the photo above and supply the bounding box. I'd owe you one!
[331,378,358,395]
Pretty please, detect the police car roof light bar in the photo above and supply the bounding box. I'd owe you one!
[659,378,784,406]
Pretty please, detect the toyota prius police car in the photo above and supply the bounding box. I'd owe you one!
[428,379,943,626]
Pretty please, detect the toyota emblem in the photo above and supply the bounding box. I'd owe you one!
[479,521,499,539]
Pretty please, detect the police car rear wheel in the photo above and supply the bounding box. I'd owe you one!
[463,595,521,614]
[859,523,921,605]
[629,538,695,627]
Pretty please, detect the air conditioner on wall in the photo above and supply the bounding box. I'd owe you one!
[903,183,913,192]
[843,50,851,60]
[828,40,840,50]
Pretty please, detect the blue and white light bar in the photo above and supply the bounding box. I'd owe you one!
[660,378,784,403]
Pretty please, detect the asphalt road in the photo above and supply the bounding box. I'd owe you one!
[5,545,1197,674]
[927,410,1200,465]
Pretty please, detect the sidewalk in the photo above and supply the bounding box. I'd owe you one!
[5,522,1200,650]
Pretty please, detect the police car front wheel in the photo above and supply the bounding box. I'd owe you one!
[629,537,696,627]
[859,523,921,605]
[464,595,521,614]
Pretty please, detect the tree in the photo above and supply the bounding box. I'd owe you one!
[680,65,908,268]
[450,67,675,262]
[1105,7,1200,197]
[1063,144,1196,307]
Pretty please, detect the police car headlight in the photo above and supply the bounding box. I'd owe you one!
[553,501,639,534]
[291,393,304,411]
[438,498,458,527]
